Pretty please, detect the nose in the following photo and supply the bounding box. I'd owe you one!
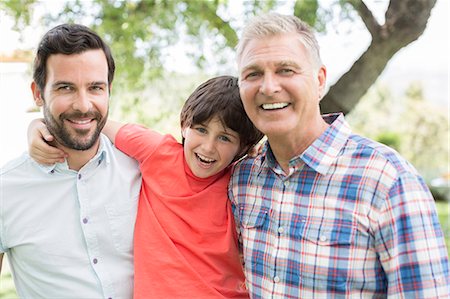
[202,136,216,154]
[72,91,92,113]
[259,73,280,96]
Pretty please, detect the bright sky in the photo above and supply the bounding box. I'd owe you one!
[0,0,448,167]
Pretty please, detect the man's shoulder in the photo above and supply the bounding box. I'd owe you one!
[346,133,417,177]
[234,155,261,172]
[0,152,33,176]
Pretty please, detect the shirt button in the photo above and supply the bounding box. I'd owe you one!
[82,218,88,224]
[78,174,82,180]
[277,227,285,234]
[320,235,327,242]
[284,181,289,187]
[50,169,55,174]
[273,276,280,283]
[93,258,98,264]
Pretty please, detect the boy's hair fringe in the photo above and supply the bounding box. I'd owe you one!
[180,76,263,160]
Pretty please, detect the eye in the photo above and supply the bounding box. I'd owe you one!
[90,85,105,92]
[218,135,231,142]
[195,127,207,134]
[57,85,72,91]
[278,68,294,75]
[244,71,261,80]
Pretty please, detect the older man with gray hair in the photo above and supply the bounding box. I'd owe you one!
[229,12,449,298]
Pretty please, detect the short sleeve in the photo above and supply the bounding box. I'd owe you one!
[115,124,164,163]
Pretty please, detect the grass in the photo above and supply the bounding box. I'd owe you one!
[0,202,449,296]
[436,201,450,253]
[0,271,17,299]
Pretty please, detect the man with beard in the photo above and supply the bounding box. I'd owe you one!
[0,24,141,298]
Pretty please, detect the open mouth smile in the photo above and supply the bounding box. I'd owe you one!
[196,153,216,164]
[261,102,290,110]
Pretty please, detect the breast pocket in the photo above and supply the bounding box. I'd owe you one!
[300,219,356,292]
[105,198,138,253]
[238,204,270,229]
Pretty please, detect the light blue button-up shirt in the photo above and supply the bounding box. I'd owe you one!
[0,134,141,299]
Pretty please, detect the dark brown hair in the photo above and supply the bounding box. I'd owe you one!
[180,76,263,159]
[33,23,115,92]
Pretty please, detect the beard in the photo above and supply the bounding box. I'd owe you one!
[43,105,107,151]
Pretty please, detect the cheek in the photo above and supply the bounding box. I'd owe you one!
[221,144,240,163]
[94,97,109,114]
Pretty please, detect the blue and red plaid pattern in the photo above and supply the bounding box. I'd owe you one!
[229,113,449,298]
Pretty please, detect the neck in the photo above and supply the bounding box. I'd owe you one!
[268,117,329,174]
[58,140,101,171]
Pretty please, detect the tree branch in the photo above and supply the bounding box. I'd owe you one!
[346,0,380,37]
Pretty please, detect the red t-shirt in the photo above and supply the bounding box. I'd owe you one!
[116,124,248,298]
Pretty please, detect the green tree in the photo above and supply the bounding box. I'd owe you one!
[347,82,449,180]
[1,0,437,114]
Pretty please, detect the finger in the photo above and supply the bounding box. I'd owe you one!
[39,126,54,142]
[32,152,65,165]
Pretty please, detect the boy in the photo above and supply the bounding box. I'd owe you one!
[30,76,263,298]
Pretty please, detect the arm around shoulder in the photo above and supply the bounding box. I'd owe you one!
[102,120,126,143]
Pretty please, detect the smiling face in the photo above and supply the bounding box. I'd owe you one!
[32,49,109,151]
[182,116,241,179]
[238,33,326,140]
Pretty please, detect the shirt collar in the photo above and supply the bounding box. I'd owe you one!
[301,113,351,175]
[259,113,351,176]
[35,134,110,174]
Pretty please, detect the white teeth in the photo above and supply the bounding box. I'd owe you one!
[261,103,289,110]
[71,119,91,124]
[197,153,214,163]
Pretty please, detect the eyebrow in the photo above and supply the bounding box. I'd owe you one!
[51,81,108,88]
[88,81,108,86]
[277,60,300,68]
[221,129,239,139]
[51,81,74,88]
[240,63,261,74]
[241,60,301,73]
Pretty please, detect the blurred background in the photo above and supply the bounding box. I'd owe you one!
[1,0,448,297]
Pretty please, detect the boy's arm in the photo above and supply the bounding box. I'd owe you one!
[102,120,126,143]
[28,118,66,164]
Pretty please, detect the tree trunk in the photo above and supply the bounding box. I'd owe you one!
[320,0,437,114]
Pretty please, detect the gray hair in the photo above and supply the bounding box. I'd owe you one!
[236,13,322,69]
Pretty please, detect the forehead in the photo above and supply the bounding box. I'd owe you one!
[200,115,239,134]
[45,49,108,83]
[238,33,310,70]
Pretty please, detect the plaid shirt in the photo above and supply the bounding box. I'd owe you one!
[229,113,449,298]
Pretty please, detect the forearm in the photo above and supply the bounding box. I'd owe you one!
[102,120,125,143]
[378,174,449,296]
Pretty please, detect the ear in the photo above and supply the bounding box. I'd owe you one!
[181,127,187,139]
[317,65,327,100]
[31,82,44,107]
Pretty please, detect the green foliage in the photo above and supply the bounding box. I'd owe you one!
[294,0,320,29]
[347,83,449,180]
[0,271,18,298]
[110,72,211,139]
[375,131,401,151]
[2,0,346,91]
[436,201,450,254]
[0,0,34,31]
